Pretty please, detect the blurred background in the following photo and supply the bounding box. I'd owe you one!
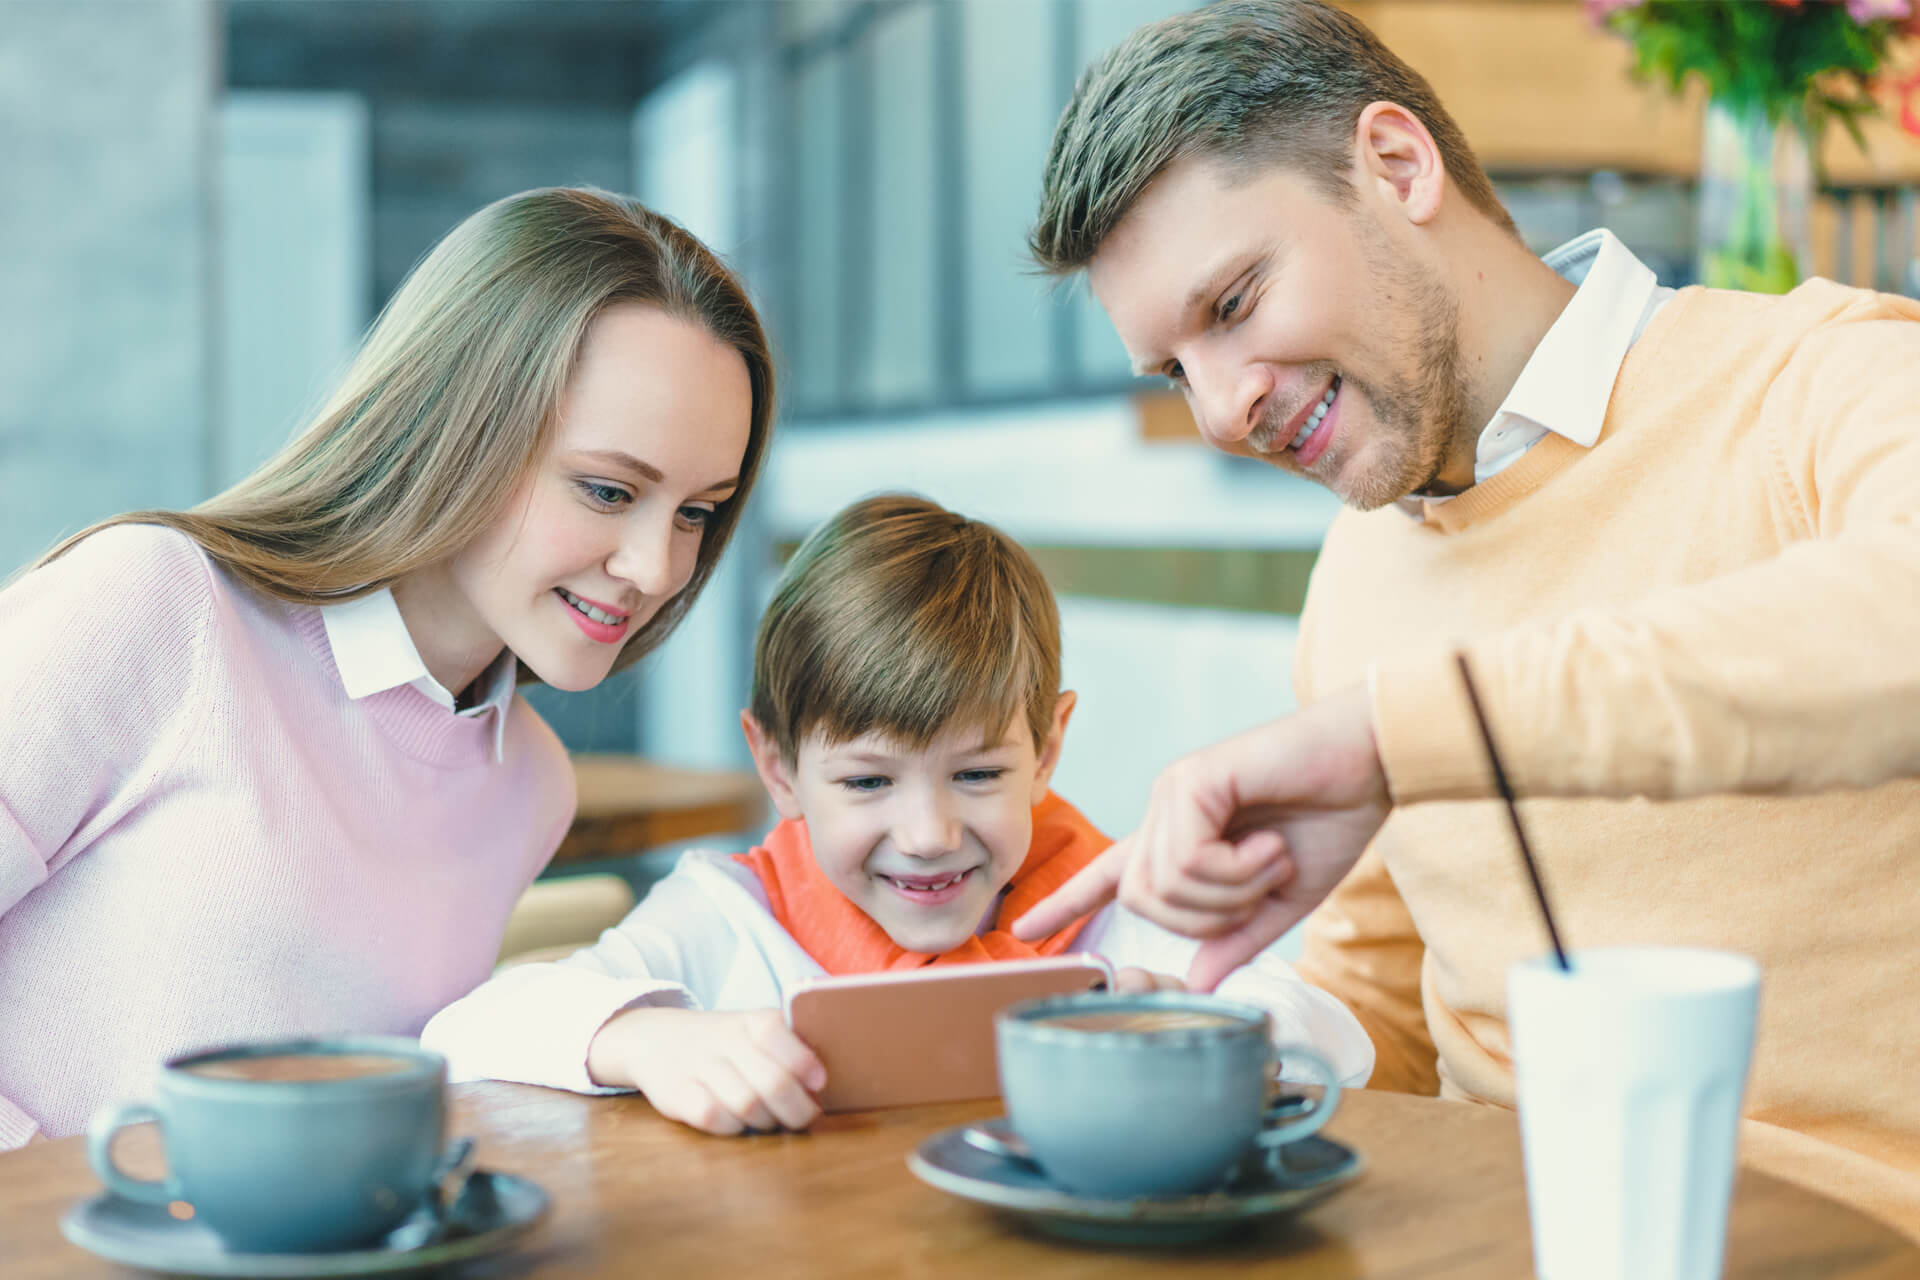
[4,0,1917,909]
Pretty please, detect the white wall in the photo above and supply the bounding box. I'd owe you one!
[218,92,370,489]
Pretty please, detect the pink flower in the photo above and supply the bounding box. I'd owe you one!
[1584,0,1644,20]
[1899,71,1920,138]
[1846,0,1912,23]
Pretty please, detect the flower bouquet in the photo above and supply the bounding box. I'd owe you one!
[1588,0,1920,292]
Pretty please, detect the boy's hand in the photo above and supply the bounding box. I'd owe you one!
[587,1007,827,1136]
[1112,967,1185,994]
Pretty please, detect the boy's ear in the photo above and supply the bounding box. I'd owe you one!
[741,711,805,821]
[1029,690,1077,804]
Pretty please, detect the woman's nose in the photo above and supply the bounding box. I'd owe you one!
[606,513,680,599]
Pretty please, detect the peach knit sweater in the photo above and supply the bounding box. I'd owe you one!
[1293,280,1920,1236]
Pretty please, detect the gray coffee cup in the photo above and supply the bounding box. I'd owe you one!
[87,1036,452,1253]
[995,991,1341,1199]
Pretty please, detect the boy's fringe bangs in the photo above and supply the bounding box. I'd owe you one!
[799,608,1035,756]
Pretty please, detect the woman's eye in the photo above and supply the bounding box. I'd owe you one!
[1219,291,1244,322]
[578,481,631,509]
[678,504,715,529]
[839,776,889,793]
[1165,361,1186,390]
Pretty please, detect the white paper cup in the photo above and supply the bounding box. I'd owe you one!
[1509,946,1760,1280]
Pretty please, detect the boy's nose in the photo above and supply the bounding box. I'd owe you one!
[891,802,962,859]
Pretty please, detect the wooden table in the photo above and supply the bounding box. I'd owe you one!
[5,1084,1916,1278]
[551,754,765,866]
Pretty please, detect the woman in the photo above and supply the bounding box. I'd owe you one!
[0,187,773,1145]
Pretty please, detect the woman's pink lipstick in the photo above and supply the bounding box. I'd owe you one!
[554,588,631,644]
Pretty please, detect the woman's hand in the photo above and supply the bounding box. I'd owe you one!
[587,1007,827,1136]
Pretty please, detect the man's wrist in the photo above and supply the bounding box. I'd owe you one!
[1370,649,1495,804]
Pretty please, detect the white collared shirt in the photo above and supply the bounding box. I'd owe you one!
[1405,228,1674,515]
[319,588,518,762]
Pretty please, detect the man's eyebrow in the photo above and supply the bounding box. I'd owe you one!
[1184,244,1278,318]
[573,448,739,495]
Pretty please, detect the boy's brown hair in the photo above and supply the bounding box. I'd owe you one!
[751,494,1061,762]
[1030,0,1516,276]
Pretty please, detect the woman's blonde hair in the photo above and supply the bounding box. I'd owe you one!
[34,186,774,681]
[751,494,1062,763]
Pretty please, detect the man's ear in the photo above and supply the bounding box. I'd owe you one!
[1029,690,1078,804]
[1355,100,1445,227]
[741,710,805,821]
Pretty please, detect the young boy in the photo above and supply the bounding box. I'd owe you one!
[421,495,1373,1134]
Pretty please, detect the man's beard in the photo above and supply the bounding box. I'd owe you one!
[1333,240,1472,512]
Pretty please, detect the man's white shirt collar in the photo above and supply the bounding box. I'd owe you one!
[320,588,516,761]
[1402,228,1673,515]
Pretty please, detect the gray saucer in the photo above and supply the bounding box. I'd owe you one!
[908,1119,1363,1246]
[60,1170,548,1277]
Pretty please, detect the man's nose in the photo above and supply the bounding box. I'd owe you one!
[1190,357,1270,448]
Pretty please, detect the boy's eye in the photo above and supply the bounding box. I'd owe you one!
[955,768,1007,784]
[838,776,890,793]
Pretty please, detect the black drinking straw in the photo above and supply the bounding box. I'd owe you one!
[1454,654,1572,973]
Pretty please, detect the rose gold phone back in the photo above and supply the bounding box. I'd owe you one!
[789,960,1110,1113]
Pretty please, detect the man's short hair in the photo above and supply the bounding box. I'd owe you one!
[751,494,1062,763]
[1030,0,1515,274]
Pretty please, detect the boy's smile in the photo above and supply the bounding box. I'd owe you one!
[798,726,1036,954]
[744,696,1075,956]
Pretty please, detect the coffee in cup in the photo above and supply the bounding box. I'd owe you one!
[88,1036,454,1253]
[995,991,1341,1198]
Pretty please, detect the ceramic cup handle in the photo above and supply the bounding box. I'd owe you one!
[1254,1047,1341,1150]
[86,1101,179,1204]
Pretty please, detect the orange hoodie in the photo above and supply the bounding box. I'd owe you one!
[734,790,1109,974]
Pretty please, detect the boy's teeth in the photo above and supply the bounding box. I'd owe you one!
[897,872,964,891]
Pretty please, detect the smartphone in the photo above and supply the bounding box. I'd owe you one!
[784,954,1115,1113]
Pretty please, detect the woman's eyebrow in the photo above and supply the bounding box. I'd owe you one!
[573,448,738,495]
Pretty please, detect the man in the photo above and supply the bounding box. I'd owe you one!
[1012,0,1920,1237]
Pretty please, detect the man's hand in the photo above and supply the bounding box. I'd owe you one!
[587,1007,827,1136]
[1112,967,1186,994]
[1013,686,1390,990]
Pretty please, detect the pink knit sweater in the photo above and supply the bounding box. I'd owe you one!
[0,525,575,1144]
